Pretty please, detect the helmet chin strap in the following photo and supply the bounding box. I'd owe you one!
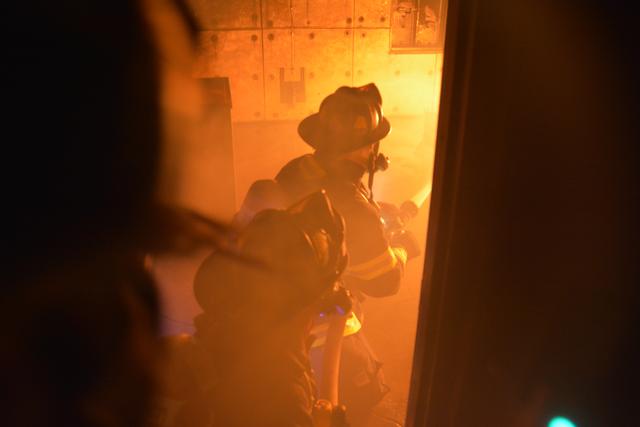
[367,146,377,202]
[367,142,390,203]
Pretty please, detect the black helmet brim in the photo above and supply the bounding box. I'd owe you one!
[297,113,391,151]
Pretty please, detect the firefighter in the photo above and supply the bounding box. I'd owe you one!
[274,84,421,426]
[3,1,213,427]
[162,191,352,427]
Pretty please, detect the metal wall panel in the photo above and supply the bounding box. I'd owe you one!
[386,52,437,115]
[262,0,292,29]
[352,27,391,103]
[191,1,440,122]
[291,0,355,28]
[196,31,265,122]
[354,0,392,29]
[263,29,294,120]
[188,0,261,29]
[353,29,437,115]
[294,29,354,114]
[264,28,353,120]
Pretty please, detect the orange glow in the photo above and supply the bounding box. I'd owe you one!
[155,3,446,425]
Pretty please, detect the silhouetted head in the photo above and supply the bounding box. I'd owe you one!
[2,1,213,426]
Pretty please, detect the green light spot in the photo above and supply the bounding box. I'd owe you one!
[548,417,576,427]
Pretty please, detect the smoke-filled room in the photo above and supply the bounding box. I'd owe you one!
[4,1,639,427]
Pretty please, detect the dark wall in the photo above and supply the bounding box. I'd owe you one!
[409,0,639,425]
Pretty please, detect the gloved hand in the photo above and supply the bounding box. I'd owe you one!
[312,400,350,427]
[331,404,349,427]
[389,229,421,260]
[378,201,404,231]
[317,286,353,316]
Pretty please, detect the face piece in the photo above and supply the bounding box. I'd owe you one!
[284,190,349,288]
[263,191,351,317]
[341,144,376,171]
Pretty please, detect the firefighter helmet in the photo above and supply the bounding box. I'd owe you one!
[298,83,391,155]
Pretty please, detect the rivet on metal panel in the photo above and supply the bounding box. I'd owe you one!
[251,13,258,24]
[309,72,315,79]
[361,32,366,38]
[267,19,274,27]
[307,20,311,25]
[357,70,363,75]
[358,16,364,23]
[380,16,386,22]
[346,17,352,24]
[252,74,259,80]
[345,30,350,36]
[269,74,275,80]
[268,33,275,41]
[210,34,218,43]
[251,34,258,42]
[345,71,351,77]
[254,111,262,118]
[309,32,315,40]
